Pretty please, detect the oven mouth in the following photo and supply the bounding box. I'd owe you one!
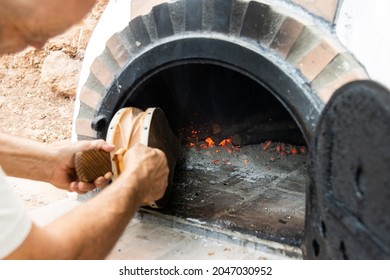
[120,59,308,139]
[111,61,308,247]
[93,37,322,142]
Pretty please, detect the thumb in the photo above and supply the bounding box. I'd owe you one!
[79,139,115,153]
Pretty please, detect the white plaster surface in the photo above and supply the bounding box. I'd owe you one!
[72,0,131,141]
[336,0,390,90]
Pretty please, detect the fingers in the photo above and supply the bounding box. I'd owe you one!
[48,139,115,192]
[69,172,112,194]
[94,172,112,189]
[81,139,115,153]
[101,143,115,153]
[69,182,91,194]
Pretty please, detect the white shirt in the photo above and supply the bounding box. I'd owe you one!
[0,167,32,259]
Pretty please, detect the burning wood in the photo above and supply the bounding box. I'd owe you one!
[198,110,279,143]
[259,140,307,159]
[194,109,305,149]
[231,121,304,146]
[179,115,307,167]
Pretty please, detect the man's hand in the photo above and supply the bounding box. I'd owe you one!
[50,140,115,194]
[120,144,169,207]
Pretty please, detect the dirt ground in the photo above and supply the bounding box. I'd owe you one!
[0,0,108,210]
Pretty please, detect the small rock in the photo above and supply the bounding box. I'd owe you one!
[40,51,82,97]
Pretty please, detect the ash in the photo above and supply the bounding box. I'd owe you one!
[179,140,307,183]
[161,138,309,246]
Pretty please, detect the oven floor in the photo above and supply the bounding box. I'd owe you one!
[158,143,308,247]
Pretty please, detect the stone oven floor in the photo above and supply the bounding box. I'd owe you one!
[162,142,308,247]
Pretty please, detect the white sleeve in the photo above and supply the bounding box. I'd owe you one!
[0,167,33,259]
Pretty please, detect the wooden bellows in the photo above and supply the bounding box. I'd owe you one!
[74,107,181,208]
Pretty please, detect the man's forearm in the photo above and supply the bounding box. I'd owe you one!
[0,133,56,181]
[3,143,168,259]
[6,170,142,260]
[46,175,139,259]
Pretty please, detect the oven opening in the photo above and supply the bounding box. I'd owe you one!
[124,62,308,246]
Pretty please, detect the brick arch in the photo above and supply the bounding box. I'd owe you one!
[75,0,368,140]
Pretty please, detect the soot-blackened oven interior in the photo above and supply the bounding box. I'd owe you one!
[119,62,308,247]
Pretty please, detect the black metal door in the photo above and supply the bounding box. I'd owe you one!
[304,80,390,259]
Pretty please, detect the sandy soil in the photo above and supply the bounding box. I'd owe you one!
[0,0,108,210]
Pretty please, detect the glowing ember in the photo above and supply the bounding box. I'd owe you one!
[261,140,272,151]
[205,137,215,147]
[181,123,307,169]
[219,138,232,146]
[200,143,208,149]
[291,147,298,155]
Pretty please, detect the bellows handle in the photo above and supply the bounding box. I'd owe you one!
[75,150,112,183]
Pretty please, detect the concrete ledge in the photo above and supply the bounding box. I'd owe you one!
[29,196,82,226]
[27,194,300,259]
